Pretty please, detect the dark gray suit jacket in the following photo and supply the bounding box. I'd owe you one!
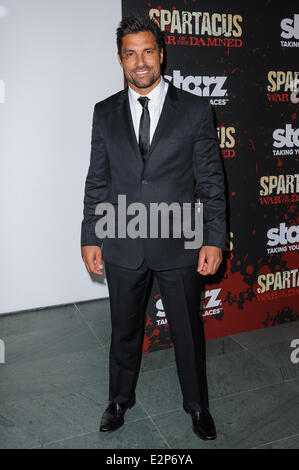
[81,78,226,270]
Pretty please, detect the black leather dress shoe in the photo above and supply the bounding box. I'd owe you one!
[99,397,136,432]
[183,403,217,440]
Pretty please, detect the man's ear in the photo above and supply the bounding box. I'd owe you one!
[159,48,164,65]
[117,53,123,68]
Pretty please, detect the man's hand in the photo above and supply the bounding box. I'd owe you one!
[197,246,223,276]
[81,246,103,276]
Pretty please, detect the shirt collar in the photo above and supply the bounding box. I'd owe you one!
[128,75,166,107]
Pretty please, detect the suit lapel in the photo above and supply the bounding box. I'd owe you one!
[116,78,180,172]
[117,89,143,173]
[144,79,179,163]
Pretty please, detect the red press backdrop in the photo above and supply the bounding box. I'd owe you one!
[120,0,299,353]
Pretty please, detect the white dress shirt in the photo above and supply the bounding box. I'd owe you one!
[128,75,169,145]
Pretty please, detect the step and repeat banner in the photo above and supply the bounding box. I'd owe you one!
[121,0,299,353]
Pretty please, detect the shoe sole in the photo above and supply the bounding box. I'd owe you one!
[100,419,124,433]
[193,427,217,440]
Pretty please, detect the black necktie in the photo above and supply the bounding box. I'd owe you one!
[137,96,150,159]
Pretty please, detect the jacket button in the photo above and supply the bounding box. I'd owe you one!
[141,179,148,184]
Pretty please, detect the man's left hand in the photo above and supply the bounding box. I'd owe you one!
[197,246,223,276]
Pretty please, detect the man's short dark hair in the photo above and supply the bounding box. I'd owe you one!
[116,14,164,59]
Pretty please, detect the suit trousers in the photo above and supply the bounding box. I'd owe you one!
[104,258,210,413]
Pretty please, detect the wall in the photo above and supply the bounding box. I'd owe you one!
[0,0,123,314]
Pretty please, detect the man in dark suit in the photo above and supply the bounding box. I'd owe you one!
[81,14,226,441]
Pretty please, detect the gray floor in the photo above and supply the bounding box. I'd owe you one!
[0,298,299,449]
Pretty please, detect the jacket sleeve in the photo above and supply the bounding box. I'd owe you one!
[192,99,227,250]
[81,104,111,247]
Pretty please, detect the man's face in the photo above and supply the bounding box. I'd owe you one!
[117,31,163,94]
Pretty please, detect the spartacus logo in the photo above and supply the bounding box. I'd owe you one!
[217,126,236,158]
[258,174,299,205]
[267,71,299,102]
[149,9,243,48]
[165,70,229,106]
[256,269,299,302]
[280,14,299,47]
